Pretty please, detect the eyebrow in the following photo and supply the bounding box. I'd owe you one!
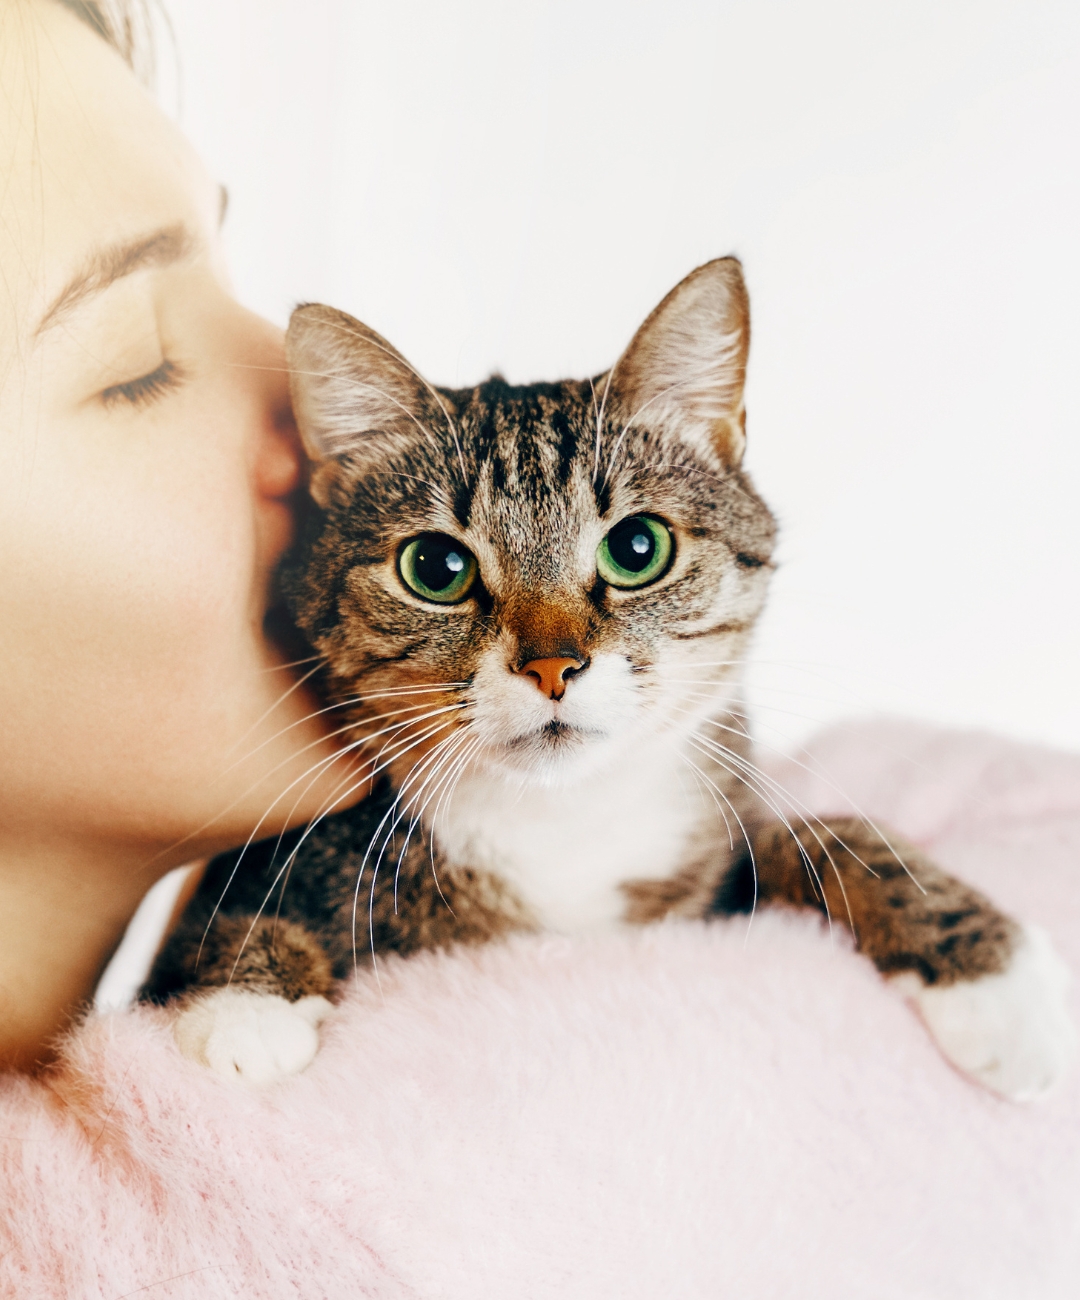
[34,223,198,337]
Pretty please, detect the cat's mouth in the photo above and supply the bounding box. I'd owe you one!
[504,719,600,753]
[540,720,578,742]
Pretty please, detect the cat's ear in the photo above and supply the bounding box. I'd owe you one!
[287,304,446,502]
[606,257,750,466]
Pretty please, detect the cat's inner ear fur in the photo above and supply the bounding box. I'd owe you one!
[604,257,750,467]
[287,304,447,505]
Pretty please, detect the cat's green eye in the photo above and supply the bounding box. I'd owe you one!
[596,515,674,589]
[398,534,479,604]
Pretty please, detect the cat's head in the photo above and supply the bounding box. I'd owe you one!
[281,258,775,791]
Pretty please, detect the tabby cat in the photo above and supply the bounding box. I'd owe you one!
[146,258,1074,1099]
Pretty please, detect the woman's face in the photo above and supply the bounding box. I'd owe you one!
[0,2,356,860]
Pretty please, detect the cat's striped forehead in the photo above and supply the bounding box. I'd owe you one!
[440,375,754,526]
[451,379,595,499]
[445,377,603,587]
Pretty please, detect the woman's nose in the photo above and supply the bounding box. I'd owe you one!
[243,312,305,501]
[255,399,304,499]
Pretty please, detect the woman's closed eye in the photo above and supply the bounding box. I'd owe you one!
[100,358,185,409]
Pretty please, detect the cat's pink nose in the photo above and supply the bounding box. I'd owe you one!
[517,657,586,701]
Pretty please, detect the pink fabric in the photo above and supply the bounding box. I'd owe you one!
[3,721,1078,1298]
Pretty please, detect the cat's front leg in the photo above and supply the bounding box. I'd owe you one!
[143,798,530,1083]
[717,818,1077,1099]
[146,909,336,1086]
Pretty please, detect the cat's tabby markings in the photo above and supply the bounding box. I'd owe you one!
[147,260,1075,1099]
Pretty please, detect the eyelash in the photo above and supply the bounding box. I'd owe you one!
[100,358,184,409]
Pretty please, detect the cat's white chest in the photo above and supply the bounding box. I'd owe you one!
[429,741,705,932]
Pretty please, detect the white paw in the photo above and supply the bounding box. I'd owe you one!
[895,924,1078,1101]
[173,988,333,1086]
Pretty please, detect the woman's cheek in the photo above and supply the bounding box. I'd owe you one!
[64,415,260,687]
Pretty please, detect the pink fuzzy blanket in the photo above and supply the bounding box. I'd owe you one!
[3,721,1078,1298]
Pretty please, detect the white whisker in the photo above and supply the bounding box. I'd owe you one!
[197,705,467,969]
[260,653,323,674]
[672,690,922,893]
[686,732,837,933]
[352,725,472,971]
[223,714,464,984]
[678,752,758,937]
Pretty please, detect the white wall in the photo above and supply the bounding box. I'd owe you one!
[165,0,1080,755]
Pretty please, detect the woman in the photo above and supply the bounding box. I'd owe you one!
[0,0,360,1069]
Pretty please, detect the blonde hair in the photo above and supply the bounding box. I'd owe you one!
[54,0,157,82]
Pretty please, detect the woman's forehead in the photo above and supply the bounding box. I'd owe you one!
[0,0,218,345]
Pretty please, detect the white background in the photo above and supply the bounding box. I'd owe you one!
[164,0,1080,756]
